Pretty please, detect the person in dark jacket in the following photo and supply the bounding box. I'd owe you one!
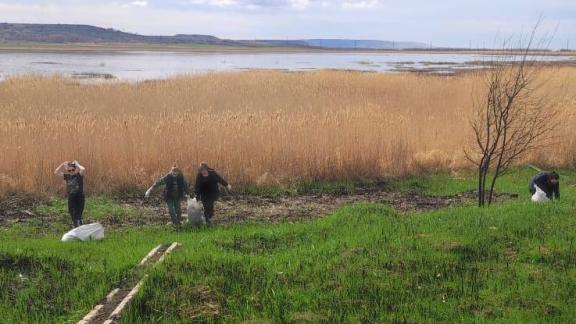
[145,165,189,225]
[529,171,560,200]
[55,160,86,228]
[194,163,231,225]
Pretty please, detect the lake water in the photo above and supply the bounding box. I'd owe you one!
[0,51,573,81]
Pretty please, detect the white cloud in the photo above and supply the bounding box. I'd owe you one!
[188,0,238,8]
[122,1,148,8]
[185,0,315,10]
[183,0,379,10]
[288,0,310,10]
[341,0,380,9]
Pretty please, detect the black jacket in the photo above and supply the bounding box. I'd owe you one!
[529,172,560,200]
[195,169,228,201]
[153,173,189,201]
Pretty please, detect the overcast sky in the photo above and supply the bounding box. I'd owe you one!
[0,0,574,48]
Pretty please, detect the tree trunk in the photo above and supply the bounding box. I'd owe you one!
[478,166,484,207]
[487,172,498,205]
[478,158,489,207]
[488,126,508,205]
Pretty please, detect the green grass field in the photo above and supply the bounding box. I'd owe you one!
[1,168,575,323]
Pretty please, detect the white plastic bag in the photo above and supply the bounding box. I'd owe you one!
[61,223,105,242]
[187,198,205,226]
[531,185,549,203]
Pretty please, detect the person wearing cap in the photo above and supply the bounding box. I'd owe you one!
[54,160,86,228]
[194,162,231,225]
[529,171,560,200]
[145,165,190,226]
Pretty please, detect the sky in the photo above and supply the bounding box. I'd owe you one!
[0,0,574,48]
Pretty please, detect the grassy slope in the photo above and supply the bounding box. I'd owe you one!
[0,168,575,323]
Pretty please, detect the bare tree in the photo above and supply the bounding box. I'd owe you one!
[466,25,560,207]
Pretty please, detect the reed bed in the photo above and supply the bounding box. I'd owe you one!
[0,69,575,195]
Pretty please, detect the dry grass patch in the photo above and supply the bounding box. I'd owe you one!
[0,69,575,195]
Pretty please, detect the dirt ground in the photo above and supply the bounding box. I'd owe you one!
[0,189,518,228]
[0,193,45,227]
[211,189,517,226]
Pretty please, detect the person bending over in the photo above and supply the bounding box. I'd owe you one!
[194,163,231,225]
[55,160,86,228]
[529,171,560,200]
[146,165,190,226]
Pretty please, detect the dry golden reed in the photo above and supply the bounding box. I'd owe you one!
[0,69,575,195]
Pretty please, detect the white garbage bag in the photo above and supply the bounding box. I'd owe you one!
[61,223,105,242]
[531,185,549,203]
[187,198,205,226]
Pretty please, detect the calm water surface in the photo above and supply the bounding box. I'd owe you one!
[0,51,573,81]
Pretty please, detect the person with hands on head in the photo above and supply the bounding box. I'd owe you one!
[194,162,231,226]
[145,164,189,226]
[55,160,86,228]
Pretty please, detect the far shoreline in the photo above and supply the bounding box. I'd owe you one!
[1,42,576,56]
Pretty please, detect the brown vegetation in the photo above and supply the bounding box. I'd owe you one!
[0,69,574,195]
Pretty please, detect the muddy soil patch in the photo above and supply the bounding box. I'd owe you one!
[1,189,518,228]
[0,193,48,226]
[115,189,517,227]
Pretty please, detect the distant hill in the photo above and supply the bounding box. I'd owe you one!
[0,23,428,50]
[0,23,242,46]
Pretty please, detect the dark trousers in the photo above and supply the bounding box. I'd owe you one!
[201,198,215,221]
[68,194,85,228]
[165,199,182,225]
